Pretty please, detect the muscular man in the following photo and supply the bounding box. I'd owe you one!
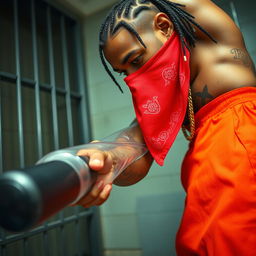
[77,0,256,255]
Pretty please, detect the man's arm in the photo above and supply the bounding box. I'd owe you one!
[76,120,153,208]
[169,0,242,45]
[113,120,154,186]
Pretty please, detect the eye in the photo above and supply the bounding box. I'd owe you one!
[131,55,143,65]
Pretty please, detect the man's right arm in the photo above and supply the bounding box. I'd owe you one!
[76,120,153,208]
[169,0,242,45]
[113,120,154,186]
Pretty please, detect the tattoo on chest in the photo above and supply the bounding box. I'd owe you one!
[192,85,214,110]
[230,48,251,68]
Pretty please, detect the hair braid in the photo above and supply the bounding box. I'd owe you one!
[99,46,124,93]
[99,0,216,92]
[124,1,135,18]
[112,21,147,48]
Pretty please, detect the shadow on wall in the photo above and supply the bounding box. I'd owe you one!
[137,192,186,256]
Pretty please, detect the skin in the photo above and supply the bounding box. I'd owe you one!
[76,0,256,208]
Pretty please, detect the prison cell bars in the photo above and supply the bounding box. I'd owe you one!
[0,0,102,255]
[31,0,43,160]
[14,0,25,170]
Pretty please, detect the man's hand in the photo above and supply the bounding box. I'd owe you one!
[75,147,114,208]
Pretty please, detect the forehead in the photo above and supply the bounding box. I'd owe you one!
[102,10,157,67]
[103,28,142,67]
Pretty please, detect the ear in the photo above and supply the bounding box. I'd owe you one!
[153,13,174,38]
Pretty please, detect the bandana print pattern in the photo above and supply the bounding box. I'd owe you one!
[162,63,177,86]
[143,96,161,115]
[151,109,182,149]
[124,32,190,165]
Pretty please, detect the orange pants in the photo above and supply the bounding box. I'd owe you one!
[176,87,256,256]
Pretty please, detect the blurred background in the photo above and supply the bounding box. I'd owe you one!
[0,0,255,255]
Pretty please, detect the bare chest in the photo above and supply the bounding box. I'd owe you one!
[188,43,256,112]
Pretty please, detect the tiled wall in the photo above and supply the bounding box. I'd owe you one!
[83,1,255,256]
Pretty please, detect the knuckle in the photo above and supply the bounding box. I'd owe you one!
[90,191,98,200]
[100,193,108,201]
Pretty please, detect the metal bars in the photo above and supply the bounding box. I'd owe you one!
[31,0,43,159]
[0,0,100,255]
[14,0,25,168]
[47,5,60,151]
[60,15,74,147]
[74,24,92,143]
[0,210,93,246]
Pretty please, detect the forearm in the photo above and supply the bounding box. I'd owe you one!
[113,119,154,186]
[114,150,153,186]
[76,120,153,208]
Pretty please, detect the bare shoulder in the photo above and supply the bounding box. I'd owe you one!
[167,0,243,45]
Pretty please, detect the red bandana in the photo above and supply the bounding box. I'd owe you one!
[124,32,190,166]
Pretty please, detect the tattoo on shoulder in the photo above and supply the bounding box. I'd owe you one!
[193,85,214,109]
[230,48,251,68]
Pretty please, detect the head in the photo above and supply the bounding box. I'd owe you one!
[104,9,174,76]
[99,0,215,92]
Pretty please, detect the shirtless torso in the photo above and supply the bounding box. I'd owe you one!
[104,0,256,112]
[77,0,256,206]
[177,0,256,111]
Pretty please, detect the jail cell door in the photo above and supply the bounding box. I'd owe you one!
[0,0,102,255]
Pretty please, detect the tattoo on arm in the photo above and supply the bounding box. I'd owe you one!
[193,85,214,109]
[230,48,251,68]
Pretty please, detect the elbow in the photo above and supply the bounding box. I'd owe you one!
[113,152,154,186]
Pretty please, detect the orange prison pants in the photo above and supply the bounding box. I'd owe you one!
[176,87,256,256]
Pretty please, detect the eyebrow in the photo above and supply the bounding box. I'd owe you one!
[112,49,141,73]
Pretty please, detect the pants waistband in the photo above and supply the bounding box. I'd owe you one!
[194,86,256,128]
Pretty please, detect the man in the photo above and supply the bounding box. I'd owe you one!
[77,0,256,255]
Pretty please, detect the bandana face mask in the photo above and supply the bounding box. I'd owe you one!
[124,32,190,166]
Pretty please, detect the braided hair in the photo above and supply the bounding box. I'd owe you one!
[99,0,216,92]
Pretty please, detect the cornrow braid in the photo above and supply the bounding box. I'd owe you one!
[99,0,217,92]
[112,21,147,48]
[99,45,124,93]
[133,5,152,18]
[124,1,134,18]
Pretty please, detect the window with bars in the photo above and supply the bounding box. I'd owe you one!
[0,0,102,255]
